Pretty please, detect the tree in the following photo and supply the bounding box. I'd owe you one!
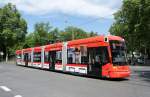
[25,22,54,47]
[25,24,98,50]
[0,3,27,61]
[109,0,150,57]
[33,22,52,46]
[60,26,89,41]
[88,31,98,37]
[49,28,60,42]
[24,33,35,47]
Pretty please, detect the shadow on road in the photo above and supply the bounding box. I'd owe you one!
[50,70,129,82]
[17,65,129,81]
[50,69,130,81]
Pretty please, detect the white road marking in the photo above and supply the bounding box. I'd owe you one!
[14,95,22,97]
[0,86,23,97]
[0,86,11,92]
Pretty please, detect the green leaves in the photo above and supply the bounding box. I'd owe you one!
[0,3,27,58]
[25,24,98,47]
[60,26,91,41]
[0,3,98,60]
[109,0,150,53]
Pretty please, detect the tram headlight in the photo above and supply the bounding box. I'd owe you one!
[113,66,117,70]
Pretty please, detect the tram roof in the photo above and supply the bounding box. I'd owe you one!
[16,35,124,53]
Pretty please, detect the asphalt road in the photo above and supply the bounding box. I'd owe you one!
[0,62,150,97]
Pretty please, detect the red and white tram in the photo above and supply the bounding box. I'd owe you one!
[16,35,130,78]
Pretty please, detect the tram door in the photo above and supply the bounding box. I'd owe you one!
[88,47,109,77]
[24,53,28,66]
[88,48,102,77]
[49,51,56,70]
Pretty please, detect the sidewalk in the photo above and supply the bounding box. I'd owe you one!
[0,60,15,65]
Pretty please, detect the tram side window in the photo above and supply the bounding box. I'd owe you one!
[44,52,49,62]
[56,51,62,63]
[81,56,88,64]
[23,53,28,61]
[81,46,88,64]
[28,53,31,62]
[67,48,81,64]
[16,54,21,59]
[33,52,41,62]
[88,47,109,65]
[74,48,81,64]
[67,47,88,64]
[67,48,74,64]
[101,47,109,64]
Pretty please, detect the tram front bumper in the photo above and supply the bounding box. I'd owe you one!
[109,71,130,78]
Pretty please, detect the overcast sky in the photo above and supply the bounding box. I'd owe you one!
[0,0,122,35]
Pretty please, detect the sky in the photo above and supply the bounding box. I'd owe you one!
[0,0,122,35]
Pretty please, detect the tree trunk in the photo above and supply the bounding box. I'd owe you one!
[4,47,8,62]
[144,48,147,64]
[5,53,8,62]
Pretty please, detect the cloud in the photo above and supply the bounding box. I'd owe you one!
[1,0,122,18]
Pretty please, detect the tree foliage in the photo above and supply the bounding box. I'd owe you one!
[33,22,52,46]
[0,3,98,62]
[0,3,27,61]
[109,0,150,54]
[25,25,98,46]
[25,22,52,47]
[60,26,89,41]
[49,28,60,42]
